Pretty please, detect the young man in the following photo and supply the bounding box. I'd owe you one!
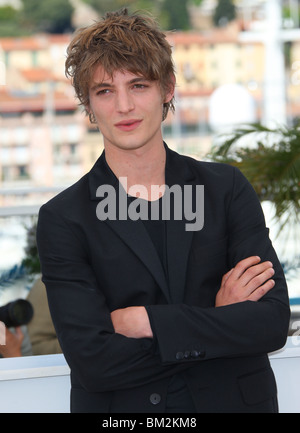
[37,9,290,413]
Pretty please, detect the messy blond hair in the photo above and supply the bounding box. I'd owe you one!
[65,8,175,121]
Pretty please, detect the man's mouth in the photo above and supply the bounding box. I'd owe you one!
[115,119,142,131]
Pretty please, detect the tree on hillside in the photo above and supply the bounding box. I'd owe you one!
[83,0,200,30]
[21,0,74,33]
[0,6,24,37]
[1,0,205,36]
[213,0,236,27]
[161,0,190,30]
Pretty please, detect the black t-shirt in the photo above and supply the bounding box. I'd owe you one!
[129,195,196,412]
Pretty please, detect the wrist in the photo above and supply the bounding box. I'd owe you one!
[137,307,153,339]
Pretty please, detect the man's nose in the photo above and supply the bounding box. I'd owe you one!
[115,90,135,113]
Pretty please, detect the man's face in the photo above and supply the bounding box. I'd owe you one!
[88,65,174,154]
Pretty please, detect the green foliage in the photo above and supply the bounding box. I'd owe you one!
[161,0,190,30]
[0,0,206,36]
[282,4,300,29]
[21,221,40,275]
[83,0,160,15]
[0,5,17,21]
[83,0,191,30]
[0,6,25,37]
[0,0,74,35]
[82,0,131,13]
[209,123,300,231]
[213,0,236,27]
[20,0,74,33]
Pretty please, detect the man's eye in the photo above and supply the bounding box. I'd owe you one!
[133,84,147,89]
[97,89,111,95]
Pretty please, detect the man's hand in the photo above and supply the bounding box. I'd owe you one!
[0,326,24,358]
[215,256,275,307]
[111,306,153,339]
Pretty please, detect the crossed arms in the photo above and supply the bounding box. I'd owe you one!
[111,255,276,339]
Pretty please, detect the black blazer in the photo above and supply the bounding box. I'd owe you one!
[37,144,290,413]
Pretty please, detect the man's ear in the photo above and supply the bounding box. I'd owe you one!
[89,113,97,124]
[86,105,97,125]
[164,73,176,103]
[85,104,91,116]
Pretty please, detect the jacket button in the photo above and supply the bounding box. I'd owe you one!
[150,393,161,405]
[175,351,184,360]
[191,350,206,358]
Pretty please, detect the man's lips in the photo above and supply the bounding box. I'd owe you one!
[114,119,142,131]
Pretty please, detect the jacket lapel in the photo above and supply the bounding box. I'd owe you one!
[88,151,171,303]
[164,146,196,303]
[88,144,197,304]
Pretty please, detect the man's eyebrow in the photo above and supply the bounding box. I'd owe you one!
[90,82,112,92]
[90,77,150,92]
[128,77,150,84]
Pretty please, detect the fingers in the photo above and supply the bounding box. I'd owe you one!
[221,268,234,285]
[216,256,275,307]
[229,256,274,286]
[229,256,261,281]
[243,263,274,296]
[247,278,275,302]
[235,259,274,296]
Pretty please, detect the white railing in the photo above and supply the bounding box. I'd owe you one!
[0,337,299,413]
[0,353,70,413]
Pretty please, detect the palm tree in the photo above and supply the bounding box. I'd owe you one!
[209,122,300,251]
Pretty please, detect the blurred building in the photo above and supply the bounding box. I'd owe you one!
[168,23,265,125]
[0,34,99,208]
[1,18,300,199]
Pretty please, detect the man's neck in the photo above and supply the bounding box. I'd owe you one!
[105,141,166,201]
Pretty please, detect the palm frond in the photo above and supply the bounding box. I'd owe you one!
[209,122,300,225]
[0,264,27,291]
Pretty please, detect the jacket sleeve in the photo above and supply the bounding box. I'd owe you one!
[36,203,189,393]
[147,167,291,365]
